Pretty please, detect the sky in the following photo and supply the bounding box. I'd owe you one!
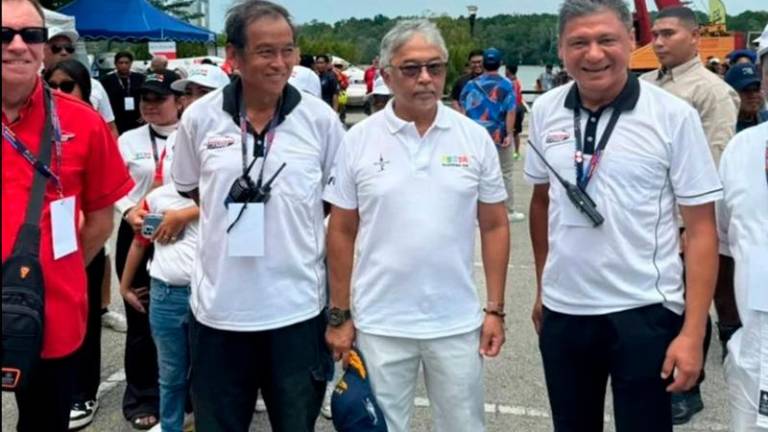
[208,0,765,32]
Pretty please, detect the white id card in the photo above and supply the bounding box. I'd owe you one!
[51,196,78,260]
[124,97,135,111]
[227,203,265,257]
[747,247,768,312]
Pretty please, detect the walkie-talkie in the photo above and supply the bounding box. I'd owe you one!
[253,162,287,204]
[527,140,604,227]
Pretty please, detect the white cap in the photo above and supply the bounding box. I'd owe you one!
[757,23,768,62]
[47,26,79,44]
[371,76,391,96]
[288,65,321,98]
[171,64,230,92]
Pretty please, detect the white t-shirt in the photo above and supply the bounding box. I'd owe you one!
[90,79,115,124]
[289,65,322,98]
[143,183,198,286]
[717,122,768,380]
[524,76,723,315]
[323,101,507,339]
[172,81,345,331]
[116,123,175,215]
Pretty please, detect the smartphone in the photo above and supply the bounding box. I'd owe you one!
[141,213,164,239]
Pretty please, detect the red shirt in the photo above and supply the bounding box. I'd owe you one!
[2,80,133,359]
[364,66,377,94]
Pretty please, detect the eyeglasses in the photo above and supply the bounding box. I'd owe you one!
[392,61,447,78]
[50,44,75,54]
[48,80,77,93]
[1,27,48,45]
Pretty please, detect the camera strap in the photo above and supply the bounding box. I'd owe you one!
[573,93,622,191]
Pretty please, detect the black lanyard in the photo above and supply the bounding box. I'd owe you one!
[117,75,131,95]
[147,126,168,165]
[573,101,623,191]
[239,96,281,185]
[2,87,63,196]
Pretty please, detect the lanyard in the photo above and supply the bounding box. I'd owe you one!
[239,96,281,184]
[147,126,168,165]
[2,87,63,196]
[573,101,623,191]
[117,75,131,95]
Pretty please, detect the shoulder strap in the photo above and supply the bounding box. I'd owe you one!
[12,88,54,256]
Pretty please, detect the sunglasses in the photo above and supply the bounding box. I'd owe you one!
[48,80,77,93]
[1,27,48,44]
[394,61,447,78]
[50,44,75,54]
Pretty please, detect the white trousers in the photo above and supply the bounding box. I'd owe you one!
[725,354,768,431]
[356,329,485,432]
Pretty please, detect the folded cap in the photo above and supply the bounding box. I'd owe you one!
[171,64,230,92]
[371,76,390,96]
[725,63,761,91]
[47,26,79,44]
[140,71,178,96]
[331,349,388,432]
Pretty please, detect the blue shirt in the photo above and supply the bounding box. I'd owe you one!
[460,73,517,144]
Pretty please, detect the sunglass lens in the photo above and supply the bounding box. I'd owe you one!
[60,81,76,93]
[22,28,48,44]
[52,44,75,54]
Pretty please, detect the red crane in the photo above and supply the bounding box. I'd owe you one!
[634,0,685,46]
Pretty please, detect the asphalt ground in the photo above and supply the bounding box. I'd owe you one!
[2,108,732,432]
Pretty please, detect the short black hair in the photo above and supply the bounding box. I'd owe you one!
[315,54,331,63]
[114,51,134,63]
[44,59,92,104]
[300,54,315,68]
[468,49,484,60]
[545,64,553,69]
[200,58,215,65]
[506,64,519,75]
[655,6,698,27]
[225,0,295,50]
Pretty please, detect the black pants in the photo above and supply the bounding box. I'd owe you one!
[115,219,159,420]
[70,248,106,404]
[14,355,75,432]
[189,312,332,432]
[539,304,683,432]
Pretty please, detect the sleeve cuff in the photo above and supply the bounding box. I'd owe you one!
[322,192,357,211]
[84,177,135,213]
[524,170,550,185]
[676,189,724,207]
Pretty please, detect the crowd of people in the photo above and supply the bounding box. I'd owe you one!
[2,0,767,431]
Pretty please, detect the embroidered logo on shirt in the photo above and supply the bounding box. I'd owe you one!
[545,130,571,143]
[373,154,390,172]
[206,136,235,150]
[441,154,470,167]
[60,131,75,142]
[133,152,153,160]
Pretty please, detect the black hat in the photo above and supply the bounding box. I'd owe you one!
[139,71,177,96]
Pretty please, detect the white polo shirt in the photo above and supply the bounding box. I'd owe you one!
[172,79,345,331]
[289,65,322,98]
[323,101,507,339]
[90,79,115,124]
[116,123,175,215]
[524,75,723,316]
[717,122,768,383]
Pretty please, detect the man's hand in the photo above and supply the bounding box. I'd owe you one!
[531,294,543,335]
[326,320,355,366]
[661,333,703,392]
[121,285,148,314]
[153,209,186,245]
[479,314,505,357]
[125,206,147,233]
[501,136,513,149]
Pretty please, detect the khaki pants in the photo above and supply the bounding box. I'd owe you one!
[497,144,515,213]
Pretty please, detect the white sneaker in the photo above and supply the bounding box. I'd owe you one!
[320,381,334,419]
[69,400,99,430]
[508,211,526,223]
[101,310,127,333]
[147,423,162,432]
[254,397,267,413]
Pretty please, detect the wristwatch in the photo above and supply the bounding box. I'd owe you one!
[327,307,351,327]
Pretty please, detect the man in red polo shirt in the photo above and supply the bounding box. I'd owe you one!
[2,0,133,431]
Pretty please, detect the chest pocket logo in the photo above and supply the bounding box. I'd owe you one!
[206,136,235,150]
[441,154,470,168]
[133,152,153,161]
[373,154,390,172]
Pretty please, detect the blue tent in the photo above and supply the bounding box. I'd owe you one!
[59,0,215,43]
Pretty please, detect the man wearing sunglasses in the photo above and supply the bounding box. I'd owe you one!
[41,27,118,138]
[324,19,510,432]
[2,1,134,431]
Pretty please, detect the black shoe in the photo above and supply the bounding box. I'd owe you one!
[671,388,704,425]
[69,400,99,430]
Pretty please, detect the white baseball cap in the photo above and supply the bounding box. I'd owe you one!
[757,23,768,62]
[171,64,230,92]
[47,26,79,44]
[371,76,391,96]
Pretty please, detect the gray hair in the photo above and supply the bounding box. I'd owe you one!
[558,0,633,37]
[225,0,295,50]
[379,19,448,68]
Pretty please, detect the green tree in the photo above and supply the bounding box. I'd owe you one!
[147,0,203,23]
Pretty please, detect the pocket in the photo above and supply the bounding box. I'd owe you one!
[599,152,665,208]
[271,157,321,202]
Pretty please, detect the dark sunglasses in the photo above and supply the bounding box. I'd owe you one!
[50,44,75,54]
[48,80,77,93]
[1,26,48,44]
[395,61,447,78]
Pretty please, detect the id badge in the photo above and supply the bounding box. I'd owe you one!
[227,203,265,257]
[51,196,78,259]
[124,97,135,111]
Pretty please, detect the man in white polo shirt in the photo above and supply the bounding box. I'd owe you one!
[525,0,721,430]
[717,32,768,432]
[171,1,344,430]
[324,19,510,432]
